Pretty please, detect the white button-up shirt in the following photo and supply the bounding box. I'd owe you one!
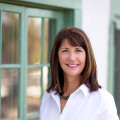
[39,84,119,120]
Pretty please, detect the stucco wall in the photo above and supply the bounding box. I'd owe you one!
[82,0,111,89]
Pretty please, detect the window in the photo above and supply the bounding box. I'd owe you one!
[0,3,63,120]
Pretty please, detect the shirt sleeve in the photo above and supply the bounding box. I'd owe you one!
[102,95,119,120]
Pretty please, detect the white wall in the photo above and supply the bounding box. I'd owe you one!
[82,0,111,89]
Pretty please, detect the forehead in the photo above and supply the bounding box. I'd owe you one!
[60,38,80,48]
[60,39,70,46]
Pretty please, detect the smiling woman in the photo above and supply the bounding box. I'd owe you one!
[48,27,100,93]
[39,27,119,120]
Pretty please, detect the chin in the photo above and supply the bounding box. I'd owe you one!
[66,73,80,77]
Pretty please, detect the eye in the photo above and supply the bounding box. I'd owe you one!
[61,49,68,52]
[76,49,82,52]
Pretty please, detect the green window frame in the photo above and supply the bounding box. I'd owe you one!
[0,2,63,120]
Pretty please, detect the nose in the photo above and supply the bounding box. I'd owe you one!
[68,52,76,61]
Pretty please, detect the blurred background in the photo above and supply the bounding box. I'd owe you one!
[0,0,120,119]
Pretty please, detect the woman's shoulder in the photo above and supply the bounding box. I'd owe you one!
[92,88,119,119]
[40,92,51,111]
[92,87,116,107]
[41,92,51,103]
[96,88,113,99]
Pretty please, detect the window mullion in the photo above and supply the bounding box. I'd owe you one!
[41,18,45,98]
[27,64,50,69]
[0,64,21,69]
[14,9,26,120]
[18,9,28,120]
[23,10,28,120]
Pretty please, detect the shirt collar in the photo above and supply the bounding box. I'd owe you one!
[50,90,61,110]
[50,83,90,97]
[78,84,90,97]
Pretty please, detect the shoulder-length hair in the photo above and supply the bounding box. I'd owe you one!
[47,27,101,93]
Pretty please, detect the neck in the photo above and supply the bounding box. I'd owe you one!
[62,74,81,96]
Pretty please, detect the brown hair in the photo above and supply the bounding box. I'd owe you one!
[47,27,101,93]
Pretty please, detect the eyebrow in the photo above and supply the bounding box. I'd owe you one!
[61,48,68,49]
[75,47,82,49]
[60,47,83,49]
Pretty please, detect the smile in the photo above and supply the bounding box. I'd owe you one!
[66,64,79,68]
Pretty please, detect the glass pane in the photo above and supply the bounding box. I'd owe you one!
[1,69,18,119]
[28,18,41,65]
[44,19,56,64]
[27,68,41,114]
[43,66,50,93]
[2,12,19,64]
[44,19,49,64]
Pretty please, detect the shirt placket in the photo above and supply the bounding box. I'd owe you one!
[60,92,77,120]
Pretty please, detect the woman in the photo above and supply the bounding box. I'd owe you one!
[39,27,119,120]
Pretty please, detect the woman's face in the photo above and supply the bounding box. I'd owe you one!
[58,39,86,78]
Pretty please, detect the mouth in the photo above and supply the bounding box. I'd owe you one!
[66,64,79,68]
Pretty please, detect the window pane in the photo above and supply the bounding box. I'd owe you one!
[44,19,56,64]
[28,18,41,65]
[2,12,19,64]
[27,68,41,114]
[44,19,49,64]
[1,69,18,119]
[43,66,50,93]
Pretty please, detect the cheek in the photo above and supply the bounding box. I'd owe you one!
[80,52,86,59]
[58,54,67,64]
[83,56,86,64]
[80,54,86,65]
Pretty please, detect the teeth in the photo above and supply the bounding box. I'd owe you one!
[68,64,78,67]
